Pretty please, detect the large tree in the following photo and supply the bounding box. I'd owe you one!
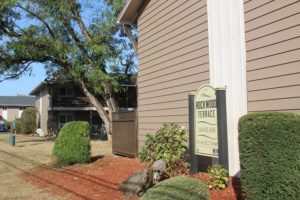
[0,0,137,135]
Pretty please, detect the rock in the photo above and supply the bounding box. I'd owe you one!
[152,160,166,171]
[119,169,152,197]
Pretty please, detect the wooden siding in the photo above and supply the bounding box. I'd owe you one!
[244,0,300,115]
[137,0,209,147]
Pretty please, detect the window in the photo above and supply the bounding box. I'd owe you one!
[59,113,74,129]
[19,106,26,110]
[59,86,74,97]
[2,107,7,111]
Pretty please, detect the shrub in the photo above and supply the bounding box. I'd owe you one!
[207,165,229,190]
[141,176,209,200]
[9,119,22,133]
[3,120,11,129]
[20,107,37,134]
[139,123,189,178]
[52,121,91,167]
[239,112,300,200]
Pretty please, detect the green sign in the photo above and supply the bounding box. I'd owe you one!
[194,85,218,157]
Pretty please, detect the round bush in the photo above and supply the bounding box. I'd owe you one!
[52,121,91,167]
[141,176,209,200]
[239,112,300,200]
[20,107,37,134]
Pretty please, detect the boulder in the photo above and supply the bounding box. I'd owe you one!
[119,169,152,197]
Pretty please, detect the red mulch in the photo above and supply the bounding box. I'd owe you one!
[21,156,242,200]
[21,156,144,200]
[193,173,242,200]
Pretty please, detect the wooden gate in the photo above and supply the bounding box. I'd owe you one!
[112,111,137,157]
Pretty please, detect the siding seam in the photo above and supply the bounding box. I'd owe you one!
[247,48,300,62]
[248,84,300,92]
[139,63,209,84]
[246,12,300,33]
[245,1,300,23]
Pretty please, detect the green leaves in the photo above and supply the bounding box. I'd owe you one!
[207,165,229,190]
[239,112,300,200]
[139,123,189,178]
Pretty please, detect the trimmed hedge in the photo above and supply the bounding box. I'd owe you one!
[20,107,37,134]
[239,112,300,200]
[52,121,91,167]
[141,176,209,200]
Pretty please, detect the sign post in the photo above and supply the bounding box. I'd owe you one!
[189,85,228,174]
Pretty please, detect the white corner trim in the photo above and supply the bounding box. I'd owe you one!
[207,0,248,176]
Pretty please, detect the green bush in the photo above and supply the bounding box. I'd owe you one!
[141,176,209,200]
[238,112,300,200]
[207,165,229,190]
[139,123,189,178]
[3,120,11,130]
[52,121,91,167]
[20,107,37,134]
[9,119,22,133]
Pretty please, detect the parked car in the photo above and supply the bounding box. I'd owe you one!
[0,124,8,132]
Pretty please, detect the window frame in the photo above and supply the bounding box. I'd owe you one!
[58,86,74,97]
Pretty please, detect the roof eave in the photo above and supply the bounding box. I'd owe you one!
[117,0,144,25]
[29,82,47,95]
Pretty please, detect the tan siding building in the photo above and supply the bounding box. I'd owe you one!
[119,0,300,175]
[245,0,300,114]
[0,96,35,122]
[137,0,209,147]
[34,87,50,135]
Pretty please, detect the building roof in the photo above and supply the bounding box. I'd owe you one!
[117,0,144,25]
[29,82,48,95]
[0,96,35,107]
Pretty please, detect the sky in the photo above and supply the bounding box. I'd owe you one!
[0,63,46,96]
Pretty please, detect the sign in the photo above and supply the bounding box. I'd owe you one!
[194,85,218,157]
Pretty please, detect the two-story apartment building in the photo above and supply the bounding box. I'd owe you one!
[0,96,35,122]
[29,80,137,138]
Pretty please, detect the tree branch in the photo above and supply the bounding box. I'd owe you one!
[122,24,138,53]
[69,0,91,40]
[0,61,33,83]
[17,4,55,39]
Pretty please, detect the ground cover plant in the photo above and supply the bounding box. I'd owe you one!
[52,121,91,167]
[141,176,209,200]
[207,165,229,190]
[239,112,300,200]
[139,123,189,178]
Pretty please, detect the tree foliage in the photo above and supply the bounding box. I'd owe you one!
[0,0,137,133]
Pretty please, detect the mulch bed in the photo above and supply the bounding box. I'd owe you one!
[193,173,242,200]
[21,156,144,200]
[21,156,242,200]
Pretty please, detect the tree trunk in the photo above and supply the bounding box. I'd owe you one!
[122,24,138,54]
[79,80,112,135]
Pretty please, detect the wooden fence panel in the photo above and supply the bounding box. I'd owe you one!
[112,111,138,157]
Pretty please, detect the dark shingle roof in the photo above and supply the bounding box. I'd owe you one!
[0,96,35,107]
